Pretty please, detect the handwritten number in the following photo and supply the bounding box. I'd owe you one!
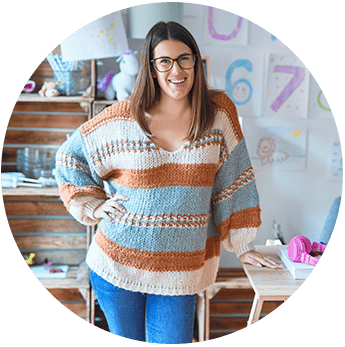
[271,65,305,112]
[226,59,253,106]
[208,7,243,41]
[317,90,331,112]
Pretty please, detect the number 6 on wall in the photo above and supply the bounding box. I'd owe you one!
[226,59,253,106]
[271,65,305,112]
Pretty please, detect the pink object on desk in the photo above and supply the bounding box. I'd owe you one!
[288,235,326,266]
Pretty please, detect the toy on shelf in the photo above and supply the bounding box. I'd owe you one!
[23,80,36,93]
[38,81,64,97]
[97,70,116,100]
[98,50,139,101]
[43,258,63,273]
[288,235,327,266]
[25,253,36,265]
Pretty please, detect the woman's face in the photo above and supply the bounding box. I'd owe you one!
[151,40,195,104]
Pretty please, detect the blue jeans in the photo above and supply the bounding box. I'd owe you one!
[90,269,197,344]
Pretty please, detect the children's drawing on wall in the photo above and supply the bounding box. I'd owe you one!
[245,126,307,171]
[264,55,310,118]
[309,76,332,117]
[204,6,248,45]
[213,50,264,117]
[60,12,128,61]
[328,137,343,181]
[257,137,289,165]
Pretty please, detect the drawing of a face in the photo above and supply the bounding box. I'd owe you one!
[257,137,275,158]
[233,85,247,100]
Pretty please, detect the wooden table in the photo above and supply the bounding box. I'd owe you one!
[242,246,304,325]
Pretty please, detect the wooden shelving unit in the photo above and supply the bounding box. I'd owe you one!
[2,57,98,324]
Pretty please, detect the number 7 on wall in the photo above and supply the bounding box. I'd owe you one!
[271,65,305,112]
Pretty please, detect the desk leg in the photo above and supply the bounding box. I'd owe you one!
[205,289,210,340]
[247,294,263,326]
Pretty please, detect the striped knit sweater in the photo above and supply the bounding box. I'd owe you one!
[56,92,261,296]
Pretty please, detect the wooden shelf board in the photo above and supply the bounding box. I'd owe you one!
[94,99,118,105]
[2,186,60,199]
[18,93,93,103]
[38,266,89,289]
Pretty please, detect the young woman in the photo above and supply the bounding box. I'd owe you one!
[56,21,281,344]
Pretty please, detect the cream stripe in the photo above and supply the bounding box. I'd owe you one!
[86,240,220,296]
[222,226,258,256]
[213,109,239,155]
[91,143,222,178]
[84,119,145,152]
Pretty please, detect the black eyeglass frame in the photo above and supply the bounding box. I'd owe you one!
[151,54,197,72]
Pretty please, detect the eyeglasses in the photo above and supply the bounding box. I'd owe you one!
[151,54,197,72]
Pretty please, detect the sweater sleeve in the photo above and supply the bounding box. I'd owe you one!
[55,128,108,225]
[211,95,261,257]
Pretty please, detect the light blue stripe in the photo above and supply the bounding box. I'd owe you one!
[212,138,252,194]
[213,180,260,226]
[100,221,208,253]
[56,129,105,189]
[98,205,219,253]
[107,184,213,216]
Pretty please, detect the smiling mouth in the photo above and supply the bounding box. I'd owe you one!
[169,78,186,85]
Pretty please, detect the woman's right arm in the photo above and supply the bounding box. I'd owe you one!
[55,128,109,225]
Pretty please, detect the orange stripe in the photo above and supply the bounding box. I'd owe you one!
[95,228,220,272]
[216,206,261,241]
[59,183,107,209]
[107,163,218,188]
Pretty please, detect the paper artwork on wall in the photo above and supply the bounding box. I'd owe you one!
[309,76,332,117]
[328,137,343,181]
[245,126,307,171]
[263,55,310,118]
[213,49,264,117]
[60,12,128,61]
[203,7,248,46]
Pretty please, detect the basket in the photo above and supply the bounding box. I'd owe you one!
[47,53,87,96]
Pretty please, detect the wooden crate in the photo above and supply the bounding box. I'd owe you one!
[3,191,94,322]
[2,101,90,173]
[2,50,95,173]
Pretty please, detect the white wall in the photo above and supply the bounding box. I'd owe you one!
[100,5,342,267]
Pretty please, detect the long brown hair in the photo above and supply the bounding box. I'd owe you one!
[130,21,221,142]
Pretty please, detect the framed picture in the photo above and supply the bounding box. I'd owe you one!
[202,56,210,83]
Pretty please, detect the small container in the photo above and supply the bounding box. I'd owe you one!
[53,70,81,96]
[40,169,53,178]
